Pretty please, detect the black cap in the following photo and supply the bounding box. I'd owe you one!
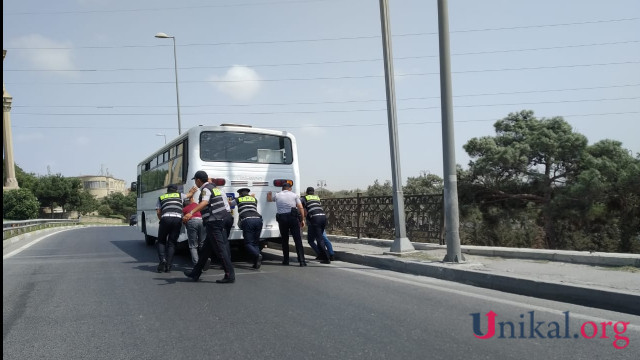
[237,188,250,194]
[282,182,292,188]
[167,184,178,192]
[192,170,208,182]
[306,186,315,194]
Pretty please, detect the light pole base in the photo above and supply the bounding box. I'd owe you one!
[390,236,415,253]
[3,177,19,190]
[443,252,466,263]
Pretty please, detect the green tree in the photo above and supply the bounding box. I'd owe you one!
[560,140,640,252]
[330,189,363,198]
[3,188,40,220]
[403,173,443,195]
[101,192,136,218]
[463,110,588,249]
[365,179,393,196]
[67,189,99,216]
[33,174,74,217]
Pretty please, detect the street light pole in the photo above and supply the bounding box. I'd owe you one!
[155,32,182,135]
[156,133,166,144]
[317,180,326,197]
[438,0,463,263]
[379,0,415,253]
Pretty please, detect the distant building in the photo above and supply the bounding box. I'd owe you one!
[77,175,128,199]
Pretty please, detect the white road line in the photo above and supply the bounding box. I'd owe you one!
[3,231,66,260]
[2,227,90,260]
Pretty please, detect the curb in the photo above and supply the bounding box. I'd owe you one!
[336,251,640,316]
[269,241,640,316]
[324,235,640,268]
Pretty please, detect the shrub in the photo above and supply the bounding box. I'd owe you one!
[3,188,40,220]
[97,204,113,217]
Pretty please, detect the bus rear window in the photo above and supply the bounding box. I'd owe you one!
[200,131,293,164]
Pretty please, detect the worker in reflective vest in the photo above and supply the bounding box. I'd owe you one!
[183,170,235,283]
[234,188,263,269]
[301,187,331,264]
[156,184,186,273]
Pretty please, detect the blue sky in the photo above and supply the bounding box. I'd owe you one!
[3,0,639,191]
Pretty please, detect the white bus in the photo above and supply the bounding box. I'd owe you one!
[135,124,300,247]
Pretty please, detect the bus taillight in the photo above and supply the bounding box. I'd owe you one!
[273,179,293,187]
[210,178,226,186]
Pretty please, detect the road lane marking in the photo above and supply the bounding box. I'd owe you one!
[3,230,69,260]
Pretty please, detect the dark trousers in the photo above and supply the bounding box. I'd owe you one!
[224,212,233,238]
[240,217,263,260]
[277,213,306,264]
[192,219,235,279]
[157,216,182,266]
[308,215,330,259]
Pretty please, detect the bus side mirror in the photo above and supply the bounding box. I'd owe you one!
[131,182,137,192]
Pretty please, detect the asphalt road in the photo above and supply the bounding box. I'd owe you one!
[3,226,639,359]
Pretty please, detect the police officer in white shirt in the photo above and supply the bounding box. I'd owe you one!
[267,182,307,266]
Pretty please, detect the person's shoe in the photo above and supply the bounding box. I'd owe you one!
[203,258,211,272]
[157,261,166,273]
[183,270,200,281]
[281,261,289,266]
[299,261,307,267]
[315,256,321,260]
[216,277,235,284]
[329,255,335,261]
[165,264,172,273]
[320,259,331,264]
[253,254,262,270]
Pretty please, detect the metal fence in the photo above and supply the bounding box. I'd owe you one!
[3,219,79,240]
[323,193,444,244]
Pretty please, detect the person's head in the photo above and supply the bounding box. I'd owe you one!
[192,170,208,187]
[282,182,292,191]
[237,188,251,196]
[167,184,178,193]
[306,186,315,195]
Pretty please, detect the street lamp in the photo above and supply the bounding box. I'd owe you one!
[317,180,326,197]
[154,32,182,135]
[156,133,166,144]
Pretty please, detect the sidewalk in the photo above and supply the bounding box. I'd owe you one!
[268,235,640,316]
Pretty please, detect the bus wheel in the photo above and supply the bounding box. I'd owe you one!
[141,214,155,246]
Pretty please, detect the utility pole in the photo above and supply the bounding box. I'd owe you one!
[379,0,415,253]
[438,0,463,263]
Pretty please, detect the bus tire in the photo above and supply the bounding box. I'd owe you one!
[142,214,155,246]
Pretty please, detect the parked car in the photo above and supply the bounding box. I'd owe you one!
[129,214,137,226]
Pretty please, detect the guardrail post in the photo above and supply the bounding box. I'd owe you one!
[356,192,362,239]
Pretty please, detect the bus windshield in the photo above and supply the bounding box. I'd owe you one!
[200,131,293,164]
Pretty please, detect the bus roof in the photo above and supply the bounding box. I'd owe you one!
[137,125,295,166]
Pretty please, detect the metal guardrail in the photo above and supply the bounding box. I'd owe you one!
[3,219,80,240]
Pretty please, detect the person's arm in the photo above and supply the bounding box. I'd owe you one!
[156,208,162,220]
[186,185,198,198]
[266,191,274,202]
[296,201,305,227]
[300,198,307,219]
[183,200,208,223]
[183,188,210,222]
